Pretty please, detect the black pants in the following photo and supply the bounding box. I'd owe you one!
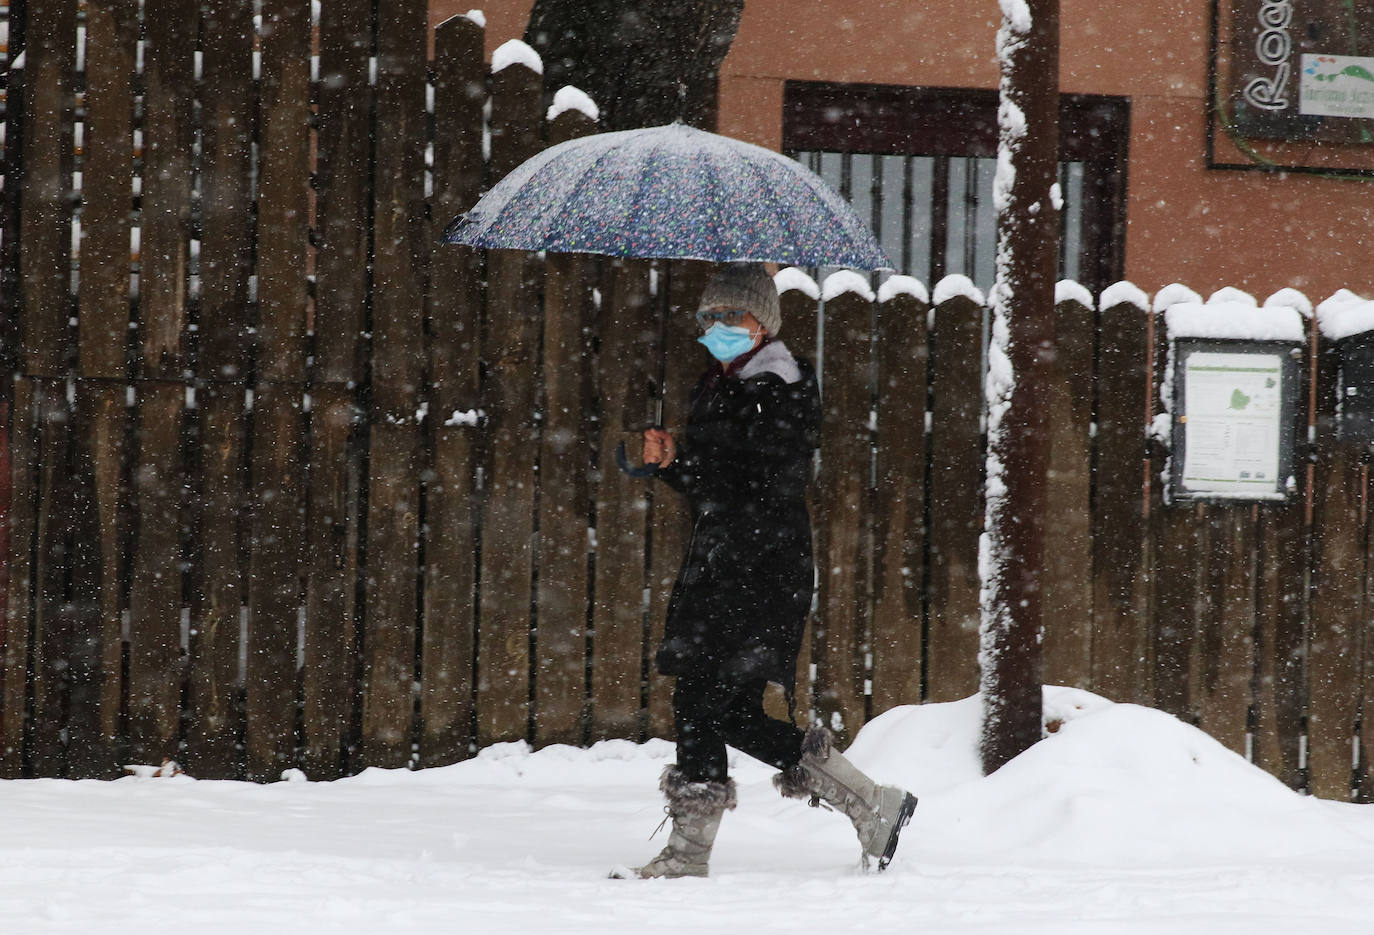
[673,673,805,783]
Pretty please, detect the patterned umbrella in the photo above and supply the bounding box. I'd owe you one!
[441,122,890,269]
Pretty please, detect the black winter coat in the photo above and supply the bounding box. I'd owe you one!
[655,341,821,690]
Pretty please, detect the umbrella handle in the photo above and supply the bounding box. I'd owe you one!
[615,441,660,478]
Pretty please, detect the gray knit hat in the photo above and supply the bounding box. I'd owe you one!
[697,263,782,336]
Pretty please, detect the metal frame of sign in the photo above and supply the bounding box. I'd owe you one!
[1167,337,1302,504]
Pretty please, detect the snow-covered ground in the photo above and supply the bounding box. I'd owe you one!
[2,687,1372,934]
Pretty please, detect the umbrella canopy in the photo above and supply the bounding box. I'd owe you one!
[441,122,890,269]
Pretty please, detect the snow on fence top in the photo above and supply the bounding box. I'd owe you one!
[774,267,819,300]
[1165,302,1305,342]
[1207,286,1257,307]
[1264,288,1312,319]
[1316,289,1374,341]
[547,86,599,123]
[1055,279,1093,309]
[932,274,984,307]
[1098,280,1148,312]
[492,39,542,75]
[821,270,875,303]
[464,9,486,27]
[1152,283,1201,312]
[877,274,928,305]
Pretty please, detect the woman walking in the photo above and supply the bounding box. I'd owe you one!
[613,263,916,879]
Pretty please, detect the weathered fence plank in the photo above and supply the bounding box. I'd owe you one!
[1193,506,1256,755]
[812,288,872,744]
[925,292,983,702]
[1255,498,1305,787]
[476,58,545,747]
[197,0,254,383]
[1041,295,1094,689]
[18,0,77,376]
[78,0,136,379]
[66,383,125,779]
[1092,299,1151,703]
[302,387,359,778]
[30,380,72,775]
[187,384,245,779]
[314,0,373,385]
[418,12,486,766]
[1,381,36,777]
[139,0,197,378]
[1308,331,1364,799]
[773,284,820,723]
[870,290,928,715]
[126,382,184,766]
[530,109,597,749]
[589,259,655,742]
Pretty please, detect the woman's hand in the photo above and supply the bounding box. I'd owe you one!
[642,427,676,466]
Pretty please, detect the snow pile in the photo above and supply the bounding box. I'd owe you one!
[1207,286,1257,306]
[1317,289,1374,341]
[1,688,1372,934]
[547,86,599,123]
[491,39,542,75]
[1165,302,1304,341]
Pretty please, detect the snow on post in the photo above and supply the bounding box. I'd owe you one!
[932,273,985,307]
[547,86,599,123]
[1151,282,1201,313]
[774,267,820,300]
[1314,289,1374,341]
[491,39,543,75]
[1263,288,1313,320]
[1099,280,1150,312]
[1207,286,1257,307]
[1054,279,1092,309]
[820,269,875,303]
[877,274,929,305]
[980,0,1060,776]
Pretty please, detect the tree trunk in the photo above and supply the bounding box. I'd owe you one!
[523,0,743,131]
[980,0,1059,774]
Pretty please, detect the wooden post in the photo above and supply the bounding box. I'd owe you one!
[980,0,1059,773]
[926,290,984,702]
[29,380,72,775]
[870,288,928,715]
[418,13,486,767]
[812,285,873,746]
[1091,296,1152,703]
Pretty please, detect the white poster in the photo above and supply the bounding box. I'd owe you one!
[1299,54,1374,119]
[1181,351,1285,498]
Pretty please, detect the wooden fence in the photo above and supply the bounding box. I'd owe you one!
[0,6,1369,800]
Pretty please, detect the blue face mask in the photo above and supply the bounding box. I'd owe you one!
[697,322,757,362]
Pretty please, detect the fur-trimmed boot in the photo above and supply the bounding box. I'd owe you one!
[609,766,738,879]
[774,726,917,871]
